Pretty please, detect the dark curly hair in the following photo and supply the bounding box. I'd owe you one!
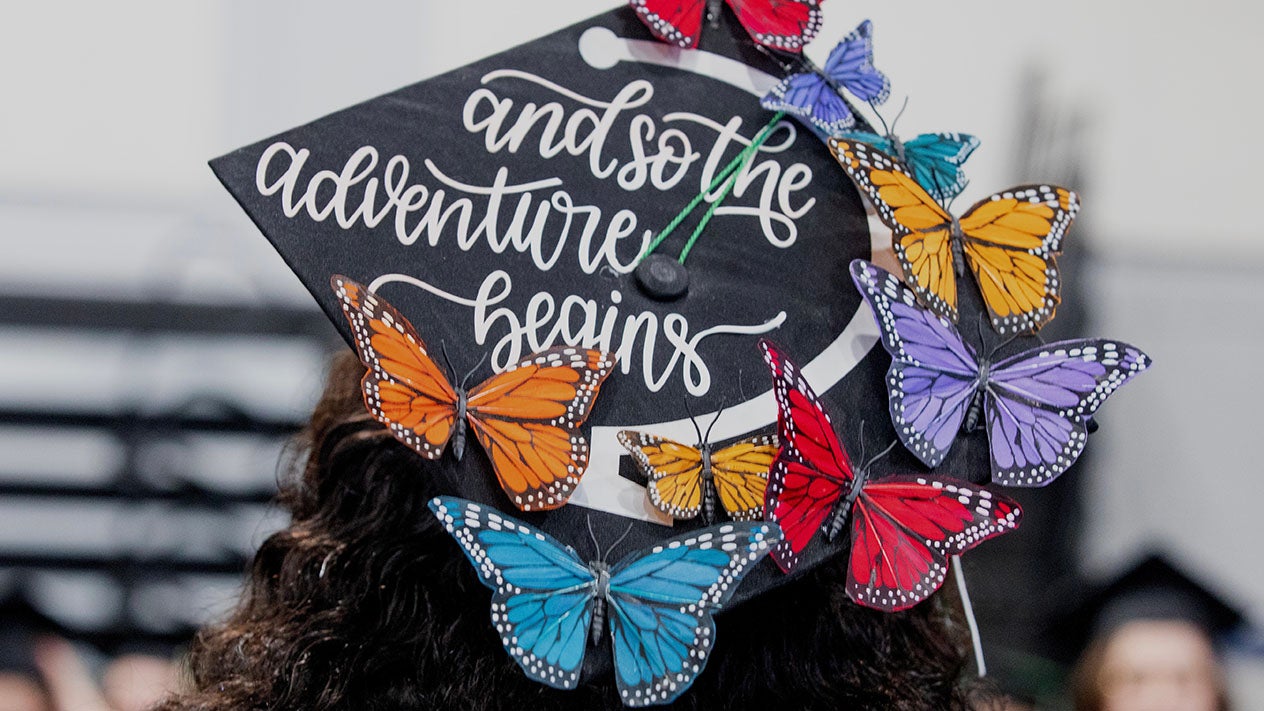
[157,352,1001,710]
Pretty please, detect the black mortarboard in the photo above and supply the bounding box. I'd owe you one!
[209,4,894,598]
[1058,553,1246,660]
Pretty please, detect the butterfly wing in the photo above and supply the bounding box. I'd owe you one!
[850,260,981,468]
[760,20,887,135]
[709,434,777,521]
[607,522,781,706]
[617,430,705,521]
[821,19,890,104]
[726,0,823,52]
[760,71,857,135]
[830,139,961,322]
[759,340,853,573]
[848,476,1021,611]
[985,340,1151,486]
[429,497,596,690]
[466,347,616,512]
[332,276,458,458]
[958,185,1080,334]
[630,0,707,48]
[899,132,981,203]
[836,130,892,154]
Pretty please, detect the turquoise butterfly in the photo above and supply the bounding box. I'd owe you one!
[836,131,980,202]
[429,496,781,707]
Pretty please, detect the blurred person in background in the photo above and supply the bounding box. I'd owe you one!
[1069,555,1242,711]
[0,632,176,711]
[0,615,46,711]
[0,673,46,711]
[35,638,178,711]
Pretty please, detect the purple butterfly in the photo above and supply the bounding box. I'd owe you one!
[760,19,890,136]
[850,259,1150,487]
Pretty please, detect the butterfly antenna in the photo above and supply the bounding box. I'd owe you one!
[461,351,489,389]
[586,515,602,561]
[990,333,1024,360]
[704,400,726,445]
[683,397,704,445]
[869,100,891,137]
[975,312,990,353]
[948,179,969,210]
[603,521,637,564]
[440,341,457,382]
[865,439,900,471]
[857,420,868,464]
[890,96,910,135]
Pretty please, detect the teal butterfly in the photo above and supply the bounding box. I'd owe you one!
[837,131,979,203]
[429,496,781,707]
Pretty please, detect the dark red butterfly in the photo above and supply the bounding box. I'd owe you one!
[759,340,1022,612]
[630,0,823,52]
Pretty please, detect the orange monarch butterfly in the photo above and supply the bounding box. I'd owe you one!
[828,138,1079,335]
[333,275,617,512]
[617,414,776,525]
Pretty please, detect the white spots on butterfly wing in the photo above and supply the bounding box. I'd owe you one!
[612,522,782,704]
[990,339,1149,486]
[847,479,1022,611]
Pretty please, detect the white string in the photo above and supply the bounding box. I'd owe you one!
[952,554,987,677]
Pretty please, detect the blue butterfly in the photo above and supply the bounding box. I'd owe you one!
[428,496,781,707]
[760,19,890,136]
[836,131,980,202]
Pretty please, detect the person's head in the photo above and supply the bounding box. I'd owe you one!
[1072,619,1226,711]
[1067,556,1241,711]
[0,673,47,711]
[155,351,1005,710]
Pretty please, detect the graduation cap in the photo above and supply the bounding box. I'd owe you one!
[211,3,887,591]
[1054,553,1246,664]
[210,5,1037,704]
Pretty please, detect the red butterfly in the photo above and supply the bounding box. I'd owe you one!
[759,340,1022,612]
[630,0,823,52]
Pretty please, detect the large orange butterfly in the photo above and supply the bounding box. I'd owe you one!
[828,138,1080,334]
[617,419,776,525]
[332,276,616,512]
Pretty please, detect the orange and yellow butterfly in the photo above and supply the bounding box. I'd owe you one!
[828,138,1080,334]
[617,419,776,525]
[333,275,616,512]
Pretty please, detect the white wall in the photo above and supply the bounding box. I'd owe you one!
[853,2,1264,260]
[5,2,1261,257]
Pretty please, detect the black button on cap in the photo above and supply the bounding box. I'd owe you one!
[634,254,690,301]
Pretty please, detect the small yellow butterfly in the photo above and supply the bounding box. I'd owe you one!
[617,424,776,525]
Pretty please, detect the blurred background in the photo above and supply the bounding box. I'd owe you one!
[1,2,1260,708]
